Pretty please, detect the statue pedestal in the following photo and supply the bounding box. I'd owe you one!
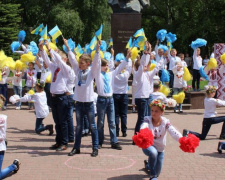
[111,13,141,54]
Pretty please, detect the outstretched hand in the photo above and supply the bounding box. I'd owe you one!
[126,49,131,60]
[63,38,69,50]
[38,41,44,51]
[96,40,101,52]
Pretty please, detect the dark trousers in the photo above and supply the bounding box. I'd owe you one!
[51,95,70,145]
[44,83,51,108]
[189,116,225,140]
[0,84,7,106]
[168,70,174,89]
[134,98,149,134]
[113,94,128,134]
[192,69,200,90]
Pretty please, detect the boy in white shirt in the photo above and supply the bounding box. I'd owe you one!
[172,62,184,113]
[64,39,99,157]
[192,48,202,91]
[113,55,132,137]
[12,68,24,110]
[18,80,53,135]
[93,41,129,150]
[0,67,10,110]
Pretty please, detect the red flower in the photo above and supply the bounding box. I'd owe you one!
[132,128,154,149]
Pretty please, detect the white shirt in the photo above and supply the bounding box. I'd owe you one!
[141,116,182,152]
[25,69,37,87]
[151,91,168,104]
[12,70,23,87]
[40,50,68,94]
[93,52,128,97]
[0,114,7,151]
[0,67,10,84]
[34,56,44,72]
[40,68,51,83]
[20,91,49,118]
[168,52,181,70]
[181,60,187,67]
[204,97,225,118]
[172,66,184,88]
[193,49,203,70]
[135,54,161,98]
[155,45,167,70]
[113,59,132,94]
[68,51,95,102]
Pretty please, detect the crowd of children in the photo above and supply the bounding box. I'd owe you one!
[1,28,225,180]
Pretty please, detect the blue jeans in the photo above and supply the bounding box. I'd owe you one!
[74,101,98,150]
[189,116,225,140]
[67,95,75,141]
[173,88,183,111]
[82,115,89,134]
[51,95,70,145]
[221,142,225,150]
[44,83,51,108]
[97,97,118,145]
[142,146,164,178]
[0,84,7,106]
[147,94,153,116]
[35,118,47,134]
[0,151,17,179]
[13,85,22,107]
[113,94,128,134]
[134,98,149,134]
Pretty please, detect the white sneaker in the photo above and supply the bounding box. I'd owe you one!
[15,107,21,110]
[3,106,6,110]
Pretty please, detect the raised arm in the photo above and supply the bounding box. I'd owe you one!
[63,39,79,75]
[91,40,102,77]
[166,120,182,141]
[39,41,53,68]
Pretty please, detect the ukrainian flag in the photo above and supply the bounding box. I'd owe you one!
[95,24,103,40]
[126,37,132,49]
[136,36,147,51]
[108,38,113,48]
[48,25,62,40]
[75,44,84,57]
[133,28,145,38]
[39,25,48,40]
[89,36,97,50]
[31,24,43,35]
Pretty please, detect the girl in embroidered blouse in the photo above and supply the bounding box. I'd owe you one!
[140,100,182,180]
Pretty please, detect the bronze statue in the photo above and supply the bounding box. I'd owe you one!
[108,0,150,13]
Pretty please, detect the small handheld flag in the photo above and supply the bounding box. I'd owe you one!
[31,24,44,35]
[89,36,97,50]
[39,25,48,40]
[108,38,113,48]
[133,28,145,38]
[126,37,132,49]
[75,44,84,57]
[48,25,62,40]
[95,24,103,40]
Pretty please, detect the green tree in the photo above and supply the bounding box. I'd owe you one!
[0,1,22,55]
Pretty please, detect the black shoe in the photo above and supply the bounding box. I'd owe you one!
[183,129,189,137]
[68,148,80,156]
[49,143,60,150]
[122,132,127,137]
[13,159,20,173]
[56,145,68,151]
[219,135,225,140]
[174,110,179,113]
[46,124,54,135]
[116,132,119,137]
[91,149,98,157]
[111,143,122,150]
[179,110,183,113]
[144,160,150,173]
[132,141,135,145]
[5,139,7,147]
[98,144,102,149]
[218,142,223,154]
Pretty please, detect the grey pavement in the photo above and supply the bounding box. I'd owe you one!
[3,105,225,180]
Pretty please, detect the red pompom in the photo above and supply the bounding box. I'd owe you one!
[132,128,154,149]
[179,134,200,153]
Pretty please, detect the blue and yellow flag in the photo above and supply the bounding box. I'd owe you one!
[108,38,113,48]
[133,28,145,38]
[126,37,132,49]
[75,44,84,57]
[31,24,43,35]
[134,36,147,51]
[89,36,97,50]
[95,24,103,40]
[48,25,62,40]
[39,25,48,40]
